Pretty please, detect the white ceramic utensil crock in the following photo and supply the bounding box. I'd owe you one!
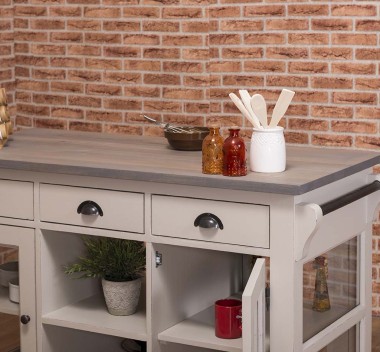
[250,126,286,173]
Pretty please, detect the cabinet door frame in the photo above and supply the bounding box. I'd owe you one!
[243,258,266,352]
[0,224,36,352]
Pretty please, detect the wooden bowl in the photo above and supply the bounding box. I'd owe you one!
[164,127,209,151]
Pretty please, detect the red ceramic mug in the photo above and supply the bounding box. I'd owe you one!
[215,298,242,339]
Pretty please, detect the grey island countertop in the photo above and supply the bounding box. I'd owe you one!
[0,128,379,195]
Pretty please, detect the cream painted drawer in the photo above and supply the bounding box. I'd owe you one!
[152,195,269,248]
[0,179,34,220]
[40,184,144,233]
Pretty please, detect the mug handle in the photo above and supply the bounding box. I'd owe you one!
[236,309,242,331]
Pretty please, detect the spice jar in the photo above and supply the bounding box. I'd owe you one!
[202,126,224,175]
[222,128,247,177]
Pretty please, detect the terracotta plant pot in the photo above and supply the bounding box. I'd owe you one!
[101,278,142,316]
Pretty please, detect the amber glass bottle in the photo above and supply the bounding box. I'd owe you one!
[312,256,331,312]
[222,128,247,177]
[202,127,224,174]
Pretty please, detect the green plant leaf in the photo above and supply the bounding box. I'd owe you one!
[64,236,146,282]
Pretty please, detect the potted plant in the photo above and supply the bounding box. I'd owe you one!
[64,236,146,316]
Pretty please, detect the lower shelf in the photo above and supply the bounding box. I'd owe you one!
[303,304,350,342]
[0,286,19,315]
[158,304,241,352]
[42,294,147,341]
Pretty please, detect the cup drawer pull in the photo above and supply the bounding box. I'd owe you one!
[77,200,103,217]
[194,213,224,230]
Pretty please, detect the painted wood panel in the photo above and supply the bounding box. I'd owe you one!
[152,195,269,248]
[39,183,144,233]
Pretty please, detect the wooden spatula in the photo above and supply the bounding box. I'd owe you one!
[269,89,295,127]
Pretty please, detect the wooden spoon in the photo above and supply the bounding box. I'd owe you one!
[229,93,256,127]
[238,90,263,129]
[229,93,261,129]
[250,94,268,128]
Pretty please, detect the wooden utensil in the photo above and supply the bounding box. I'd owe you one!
[269,89,295,127]
[0,106,9,121]
[250,94,268,128]
[0,89,7,105]
[238,90,263,130]
[229,93,261,129]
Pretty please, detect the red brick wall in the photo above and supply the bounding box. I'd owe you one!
[13,0,210,133]
[0,0,15,112]
[1,0,380,313]
[373,212,380,316]
[9,0,380,147]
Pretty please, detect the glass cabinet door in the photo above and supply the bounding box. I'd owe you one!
[0,244,20,352]
[0,225,36,352]
[303,237,359,343]
[318,326,357,352]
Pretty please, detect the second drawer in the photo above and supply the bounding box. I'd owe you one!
[152,195,269,248]
[40,184,144,233]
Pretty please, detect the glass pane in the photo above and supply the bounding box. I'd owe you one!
[0,244,20,352]
[303,237,358,342]
[318,325,357,352]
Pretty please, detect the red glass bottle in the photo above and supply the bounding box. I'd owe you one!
[223,128,247,177]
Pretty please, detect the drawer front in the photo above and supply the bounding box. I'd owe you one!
[0,180,34,220]
[152,195,269,248]
[40,184,144,233]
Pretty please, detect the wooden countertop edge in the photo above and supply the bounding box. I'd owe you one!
[0,155,378,196]
[0,128,378,195]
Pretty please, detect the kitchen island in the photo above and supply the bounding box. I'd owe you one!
[0,128,379,352]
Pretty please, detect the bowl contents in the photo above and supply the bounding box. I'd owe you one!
[143,114,205,134]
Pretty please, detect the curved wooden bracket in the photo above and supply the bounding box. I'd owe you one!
[295,203,323,262]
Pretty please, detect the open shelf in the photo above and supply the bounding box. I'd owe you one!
[159,303,241,352]
[0,285,19,315]
[42,294,147,341]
